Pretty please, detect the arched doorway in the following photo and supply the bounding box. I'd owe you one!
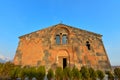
[57,50,69,69]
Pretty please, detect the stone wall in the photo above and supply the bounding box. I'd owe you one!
[13,24,111,71]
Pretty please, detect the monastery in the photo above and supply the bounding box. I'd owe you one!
[14,23,111,71]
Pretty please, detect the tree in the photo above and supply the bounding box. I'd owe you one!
[18,66,31,80]
[96,70,105,80]
[105,71,114,80]
[63,67,72,80]
[0,63,4,79]
[114,68,120,79]
[72,66,81,80]
[88,67,97,80]
[55,67,63,80]
[80,66,90,80]
[1,62,15,79]
[27,67,37,80]
[10,66,21,79]
[18,67,28,80]
[36,66,46,80]
[47,68,54,80]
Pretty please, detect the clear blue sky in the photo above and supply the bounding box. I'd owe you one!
[0,0,120,65]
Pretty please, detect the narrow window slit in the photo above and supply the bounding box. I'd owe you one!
[86,41,91,50]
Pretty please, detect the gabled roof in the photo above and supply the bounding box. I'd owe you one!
[19,23,102,38]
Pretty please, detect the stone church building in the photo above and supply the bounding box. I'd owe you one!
[14,23,111,71]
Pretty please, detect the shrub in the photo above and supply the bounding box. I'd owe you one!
[105,71,114,80]
[88,67,97,80]
[72,66,81,80]
[36,66,46,80]
[27,67,37,79]
[10,66,21,79]
[0,62,15,79]
[96,70,105,80]
[114,68,120,79]
[55,67,63,80]
[63,67,72,80]
[80,66,90,80]
[47,68,54,80]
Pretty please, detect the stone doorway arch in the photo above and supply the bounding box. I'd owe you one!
[56,50,70,69]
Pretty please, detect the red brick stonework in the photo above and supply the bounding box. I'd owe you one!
[13,23,111,71]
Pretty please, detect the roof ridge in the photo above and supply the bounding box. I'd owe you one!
[19,23,102,38]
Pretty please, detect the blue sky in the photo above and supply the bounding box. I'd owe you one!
[0,0,120,65]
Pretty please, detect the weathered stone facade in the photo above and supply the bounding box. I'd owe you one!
[13,23,111,71]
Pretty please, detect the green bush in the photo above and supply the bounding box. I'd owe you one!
[105,71,114,80]
[47,68,54,80]
[1,62,114,80]
[17,66,31,80]
[10,66,21,79]
[0,62,15,79]
[88,67,97,80]
[27,67,37,79]
[63,67,72,80]
[55,67,63,80]
[114,68,120,79]
[80,66,90,80]
[36,66,46,80]
[72,66,81,80]
[96,70,105,80]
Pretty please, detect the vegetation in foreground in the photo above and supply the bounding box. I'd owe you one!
[0,62,120,80]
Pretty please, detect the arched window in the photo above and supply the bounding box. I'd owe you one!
[56,35,60,44]
[86,41,91,50]
[62,35,67,44]
[54,27,69,45]
[55,34,68,45]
